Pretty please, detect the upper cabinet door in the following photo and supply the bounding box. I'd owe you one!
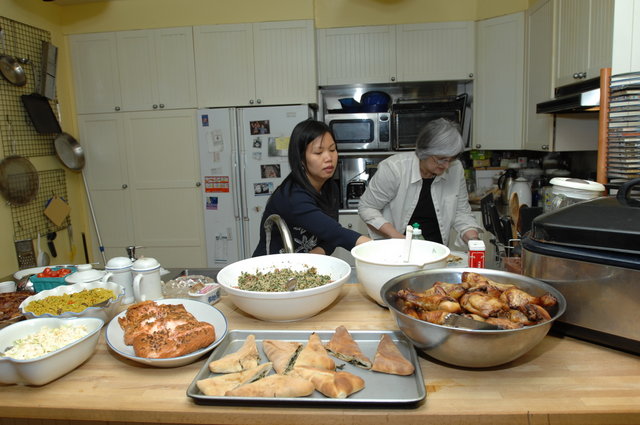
[586,0,614,80]
[396,22,475,82]
[154,27,198,110]
[116,30,157,112]
[316,25,396,85]
[194,23,256,107]
[253,20,317,105]
[524,0,555,151]
[69,33,122,114]
[555,0,613,86]
[474,13,525,150]
[117,27,197,111]
[555,0,590,86]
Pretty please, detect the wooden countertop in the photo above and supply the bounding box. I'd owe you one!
[1,284,639,425]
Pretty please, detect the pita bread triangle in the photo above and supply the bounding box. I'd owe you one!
[293,332,335,370]
[262,340,303,374]
[196,362,273,396]
[208,334,260,373]
[324,325,372,369]
[293,365,365,399]
[371,334,415,376]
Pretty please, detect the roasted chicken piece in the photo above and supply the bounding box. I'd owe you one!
[485,317,524,329]
[462,271,515,292]
[395,289,462,313]
[459,292,509,318]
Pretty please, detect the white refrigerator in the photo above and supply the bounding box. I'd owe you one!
[197,105,312,267]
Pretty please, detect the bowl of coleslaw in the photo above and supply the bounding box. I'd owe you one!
[0,317,104,385]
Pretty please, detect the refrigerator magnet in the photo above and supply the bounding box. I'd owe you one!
[206,196,218,210]
[254,182,273,196]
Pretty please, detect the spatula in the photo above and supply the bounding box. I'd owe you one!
[443,313,501,330]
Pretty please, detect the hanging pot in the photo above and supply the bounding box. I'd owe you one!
[0,28,26,87]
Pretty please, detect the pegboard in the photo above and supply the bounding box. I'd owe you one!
[0,17,70,243]
[10,169,70,241]
[0,16,58,158]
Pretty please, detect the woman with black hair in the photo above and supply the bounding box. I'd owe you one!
[252,120,371,256]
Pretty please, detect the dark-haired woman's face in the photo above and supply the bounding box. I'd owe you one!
[304,132,337,190]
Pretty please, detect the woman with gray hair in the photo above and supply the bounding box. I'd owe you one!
[358,118,481,247]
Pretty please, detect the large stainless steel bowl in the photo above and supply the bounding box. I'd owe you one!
[381,268,567,368]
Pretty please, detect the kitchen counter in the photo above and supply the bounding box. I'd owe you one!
[1,284,639,425]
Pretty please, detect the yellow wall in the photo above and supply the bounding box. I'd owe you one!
[1,0,88,278]
[0,0,529,278]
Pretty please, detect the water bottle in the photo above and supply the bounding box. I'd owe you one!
[412,223,425,240]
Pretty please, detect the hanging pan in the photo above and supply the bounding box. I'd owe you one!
[0,116,38,205]
[54,132,106,265]
[0,28,26,87]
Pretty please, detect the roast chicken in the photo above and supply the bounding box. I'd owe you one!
[394,271,558,330]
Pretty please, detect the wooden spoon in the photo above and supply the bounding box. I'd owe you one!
[509,192,520,239]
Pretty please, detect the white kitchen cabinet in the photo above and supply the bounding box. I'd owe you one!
[77,110,206,267]
[473,13,525,150]
[396,22,475,82]
[555,0,614,86]
[524,0,555,151]
[316,25,396,85]
[316,21,474,85]
[194,20,316,107]
[116,27,197,112]
[69,33,121,114]
[70,27,197,114]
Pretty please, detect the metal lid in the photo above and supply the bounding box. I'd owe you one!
[530,178,640,254]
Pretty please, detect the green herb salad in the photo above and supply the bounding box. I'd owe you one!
[237,267,332,292]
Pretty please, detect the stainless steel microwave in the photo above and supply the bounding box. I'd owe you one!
[324,112,391,151]
[391,94,468,150]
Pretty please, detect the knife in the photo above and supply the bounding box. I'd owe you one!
[443,313,501,330]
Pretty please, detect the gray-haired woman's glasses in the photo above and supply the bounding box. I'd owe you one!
[431,155,459,165]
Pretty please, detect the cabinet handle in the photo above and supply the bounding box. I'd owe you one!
[580,72,587,79]
[256,99,262,104]
[468,73,474,78]
[159,103,165,108]
[195,182,201,187]
[122,184,128,189]
[249,99,254,104]
[541,145,549,150]
[152,104,158,109]
[390,76,396,82]
[573,73,579,79]
[475,144,482,149]
[115,106,121,111]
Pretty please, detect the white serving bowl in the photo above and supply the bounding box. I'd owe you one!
[351,239,450,305]
[19,280,125,322]
[105,298,228,367]
[216,253,352,322]
[0,317,104,385]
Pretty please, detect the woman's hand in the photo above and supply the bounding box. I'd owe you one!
[462,229,480,243]
[355,235,371,245]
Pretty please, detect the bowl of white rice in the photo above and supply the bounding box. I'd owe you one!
[0,317,104,385]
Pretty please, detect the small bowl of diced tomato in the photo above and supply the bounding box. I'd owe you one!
[30,267,77,293]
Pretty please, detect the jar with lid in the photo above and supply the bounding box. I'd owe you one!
[547,177,605,212]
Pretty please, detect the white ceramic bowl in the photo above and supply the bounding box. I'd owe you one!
[0,317,104,385]
[216,253,352,322]
[105,298,228,367]
[351,239,450,305]
[19,280,125,322]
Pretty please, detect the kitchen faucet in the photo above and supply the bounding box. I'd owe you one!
[263,214,294,254]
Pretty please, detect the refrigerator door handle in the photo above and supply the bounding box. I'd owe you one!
[231,146,242,221]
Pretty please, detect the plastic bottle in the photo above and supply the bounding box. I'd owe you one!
[411,223,425,240]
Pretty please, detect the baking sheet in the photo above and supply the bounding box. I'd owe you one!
[187,329,426,407]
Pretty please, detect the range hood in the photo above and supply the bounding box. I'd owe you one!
[536,77,600,114]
